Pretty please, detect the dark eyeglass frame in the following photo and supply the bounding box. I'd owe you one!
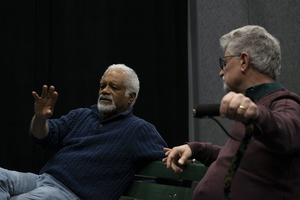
[219,54,241,70]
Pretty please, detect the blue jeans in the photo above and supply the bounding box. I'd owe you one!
[0,167,80,200]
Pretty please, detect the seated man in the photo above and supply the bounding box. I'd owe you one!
[164,25,300,200]
[0,64,167,200]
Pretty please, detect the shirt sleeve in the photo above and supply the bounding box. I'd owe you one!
[29,109,82,151]
[255,97,300,154]
[132,121,167,164]
[188,142,222,166]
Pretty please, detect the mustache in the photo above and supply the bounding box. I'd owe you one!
[99,94,113,102]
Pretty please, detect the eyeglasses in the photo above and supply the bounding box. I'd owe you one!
[219,54,241,70]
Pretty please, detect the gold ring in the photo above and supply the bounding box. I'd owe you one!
[239,105,246,110]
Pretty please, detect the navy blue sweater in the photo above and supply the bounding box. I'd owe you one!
[30,105,167,200]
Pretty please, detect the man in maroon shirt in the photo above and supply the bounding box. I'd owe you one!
[164,25,300,200]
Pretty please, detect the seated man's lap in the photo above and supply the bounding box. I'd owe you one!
[0,168,79,200]
[0,167,38,198]
[10,184,79,200]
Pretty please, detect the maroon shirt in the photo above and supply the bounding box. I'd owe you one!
[189,87,300,200]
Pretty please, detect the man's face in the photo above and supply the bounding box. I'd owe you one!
[219,49,242,93]
[97,69,134,118]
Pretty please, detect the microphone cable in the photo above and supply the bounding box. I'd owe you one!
[208,116,264,141]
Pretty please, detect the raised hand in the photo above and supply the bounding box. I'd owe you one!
[32,85,58,119]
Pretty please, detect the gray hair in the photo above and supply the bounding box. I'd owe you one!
[101,64,140,107]
[220,25,281,80]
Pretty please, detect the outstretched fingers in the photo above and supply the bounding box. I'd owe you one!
[33,85,58,102]
[32,85,58,118]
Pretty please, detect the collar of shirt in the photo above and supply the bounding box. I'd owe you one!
[91,104,133,123]
[245,82,283,102]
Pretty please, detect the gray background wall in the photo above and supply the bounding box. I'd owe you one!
[188,0,300,145]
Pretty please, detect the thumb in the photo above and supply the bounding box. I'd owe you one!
[178,155,189,165]
[45,108,54,118]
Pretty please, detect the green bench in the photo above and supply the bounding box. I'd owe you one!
[122,161,208,200]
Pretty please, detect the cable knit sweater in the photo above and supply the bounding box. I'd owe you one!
[189,83,300,200]
[29,105,167,200]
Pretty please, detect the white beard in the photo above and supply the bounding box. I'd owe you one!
[97,94,116,113]
[222,76,232,93]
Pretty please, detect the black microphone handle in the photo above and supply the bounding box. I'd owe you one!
[193,104,220,118]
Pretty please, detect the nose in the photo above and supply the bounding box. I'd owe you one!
[99,86,111,97]
[103,88,110,95]
[219,70,224,77]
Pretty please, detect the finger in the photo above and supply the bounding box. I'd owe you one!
[165,151,170,156]
[162,158,168,166]
[52,91,58,103]
[165,154,173,169]
[41,85,48,98]
[243,102,259,121]
[164,148,172,156]
[177,149,192,166]
[165,150,177,169]
[165,151,186,173]
[48,85,55,97]
[178,155,189,165]
[236,98,250,115]
[170,162,183,173]
[32,91,40,100]
[250,106,259,120]
[227,94,245,119]
[235,97,254,122]
[220,92,235,118]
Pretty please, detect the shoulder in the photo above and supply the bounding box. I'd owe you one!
[66,107,94,118]
[259,88,300,105]
[128,114,156,129]
[116,115,159,138]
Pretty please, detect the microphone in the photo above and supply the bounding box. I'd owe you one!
[193,104,220,118]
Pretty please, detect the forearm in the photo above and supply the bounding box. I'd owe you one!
[30,115,49,139]
[188,142,221,166]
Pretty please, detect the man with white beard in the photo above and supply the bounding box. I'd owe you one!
[0,64,167,200]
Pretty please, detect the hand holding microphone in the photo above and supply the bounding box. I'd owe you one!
[194,92,259,123]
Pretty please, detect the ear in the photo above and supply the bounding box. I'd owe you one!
[128,92,136,105]
[240,52,250,72]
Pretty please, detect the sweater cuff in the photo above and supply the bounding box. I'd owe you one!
[29,129,52,148]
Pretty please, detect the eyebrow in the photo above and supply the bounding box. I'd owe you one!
[101,82,122,88]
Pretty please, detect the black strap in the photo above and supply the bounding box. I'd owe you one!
[223,121,254,200]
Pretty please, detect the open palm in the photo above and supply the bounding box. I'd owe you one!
[32,85,58,119]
